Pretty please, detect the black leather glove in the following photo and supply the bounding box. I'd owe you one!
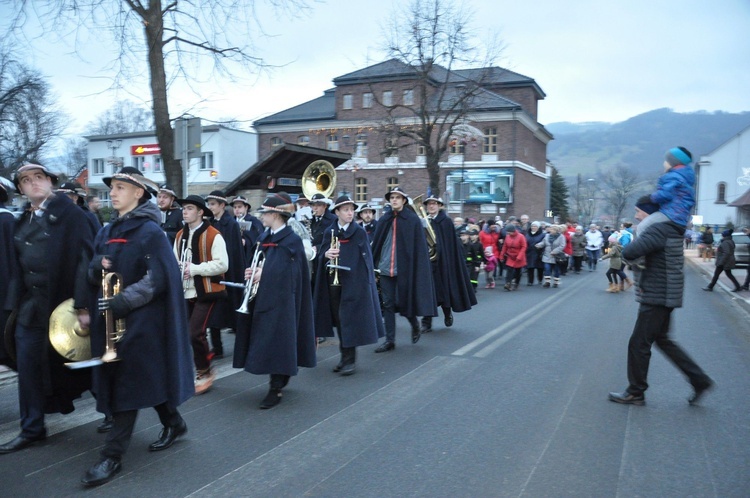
[98,294,129,320]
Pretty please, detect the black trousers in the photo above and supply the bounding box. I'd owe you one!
[328,283,356,365]
[626,304,711,395]
[380,275,419,344]
[708,265,741,289]
[101,403,183,459]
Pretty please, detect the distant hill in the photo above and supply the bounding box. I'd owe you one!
[547,108,750,181]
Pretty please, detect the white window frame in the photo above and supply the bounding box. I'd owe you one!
[132,156,146,171]
[343,94,353,110]
[92,158,105,175]
[271,137,283,148]
[362,93,373,108]
[355,177,367,202]
[327,134,339,151]
[403,89,414,106]
[382,91,392,107]
[200,152,214,171]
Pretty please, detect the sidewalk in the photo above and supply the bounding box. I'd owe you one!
[684,248,750,313]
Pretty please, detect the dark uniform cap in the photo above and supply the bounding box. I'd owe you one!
[56,181,84,196]
[309,193,332,205]
[159,184,177,197]
[385,186,409,202]
[103,167,157,199]
[205,190,228,204]
[176,194,209,214]
[232,195,251,209]
[422,195,444,205]
[257,192,294,217]
[330,194,357,212]
[14,163,59,188]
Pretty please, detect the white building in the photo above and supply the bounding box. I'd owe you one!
[695,124,750,227]
[86,125,257,205]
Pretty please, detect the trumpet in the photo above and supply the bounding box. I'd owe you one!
[221,241,264,314]
[326,229,351,285]
[179,238,191,291]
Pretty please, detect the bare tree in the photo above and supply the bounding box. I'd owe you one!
[61,136,89,178]
[378,0,502,194]
[86,100,154,135]
[598,164,643,226]
[3,1,309,197]
[0,46,64,178]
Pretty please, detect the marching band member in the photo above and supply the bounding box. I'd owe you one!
[81,167,193,486]
[370,187,436,352]
[0,164,95,455]
[205,190,245,358]
[232,195,264,260]
[420,196,476,333]
[314,195,384,375]
[233,192,316,409]
[309,192,337,254]
[56,181,102,231]
[174,195,229,395]
[156,184,183,247]
[0,182,16,368]
[356,203,378,243]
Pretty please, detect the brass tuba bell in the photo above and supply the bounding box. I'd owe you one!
[302,160,337,199]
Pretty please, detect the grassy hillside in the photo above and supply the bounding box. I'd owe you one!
[547,109,750,181]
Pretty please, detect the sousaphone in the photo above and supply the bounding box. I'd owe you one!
[302,160,337,199]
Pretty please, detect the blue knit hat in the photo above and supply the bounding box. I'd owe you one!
[665,146,692,167]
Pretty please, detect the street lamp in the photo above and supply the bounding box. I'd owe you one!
[106,139,123,172]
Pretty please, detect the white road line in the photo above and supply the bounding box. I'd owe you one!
[452,276,589,358]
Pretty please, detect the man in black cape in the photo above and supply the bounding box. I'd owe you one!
[232,195,264,260]
[0,182,17,368]
[356,202,378,243]
[370,187,436,352]
[420,196,476,333]
[156,184,183,247]
[205,190,245,358]
[314,195,384,375]
[0,164,96,454]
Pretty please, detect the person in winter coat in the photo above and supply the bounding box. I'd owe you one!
[601,235,632,292]
[570,226,587,274]
[536,225,567,288]
[609,199,713,406]
[479,220,501,280]
[460,229,482,291]
[82,167,194,486]
[525,221,545,285]
[314,195,384,376]
[499,224,527,290]
[584,224,604,271]
[233,192,317,409]
[702,229,741,292]
[650,146,696,227]
[483,246,498,289]
[701,227,715,261]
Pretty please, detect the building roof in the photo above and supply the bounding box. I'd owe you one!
[85,124,254,141]
[224,143,350,195]
[253,89,337,127]
[729,187,750,207]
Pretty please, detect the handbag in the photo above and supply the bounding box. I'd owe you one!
[555,252,568,263]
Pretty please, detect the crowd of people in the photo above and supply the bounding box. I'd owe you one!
[0,145,733,486]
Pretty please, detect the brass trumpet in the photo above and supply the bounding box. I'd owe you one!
[411,195,438,261]
[326,229,351,285]
[221,241,264,314]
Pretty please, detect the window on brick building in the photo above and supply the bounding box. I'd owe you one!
[298,135,310,146]
[483,127,497,153]
[385,137,399,156]
[417,145,426,156]
[363,93,373,108]
[327,134,339,151]
[356,134,368,157]
[717,182,727,203]
[449,138,465,154]
[355,177,367,202]
[403,89,414,106]
[343,94,353,109]
[387,177,399,192]
[271,137,283,148]
[382,91,393,107]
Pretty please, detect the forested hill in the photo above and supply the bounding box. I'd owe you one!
[546,108,750,180]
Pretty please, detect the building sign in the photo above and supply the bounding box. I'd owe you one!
[277,177,302,187]
[446,168,514,204]
[131,144,161,155]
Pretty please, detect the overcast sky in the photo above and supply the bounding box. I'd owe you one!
[5,0,750,139]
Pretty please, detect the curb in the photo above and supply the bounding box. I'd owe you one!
[686,256,750,315]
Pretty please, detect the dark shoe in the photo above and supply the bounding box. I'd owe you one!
[731,287,742,292]
[411,324,421,344]
[444,312,453,327]
[608,391,645,406]
[148,420,187,451]
[688,381,714,405]
[332,361,344,373]
[0,433,46,454]
[374,341,395,353]
[504,283,512,291]
[97,415,114,433]
[421,317,432,334]
[317,337,327,344]
[702,286,713,291]
[741,285,749,291]
[260,388,282,409]
[81,457,122,487]
[340,363,356,376]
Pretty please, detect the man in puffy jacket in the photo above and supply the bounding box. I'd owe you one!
[608,199,713,406]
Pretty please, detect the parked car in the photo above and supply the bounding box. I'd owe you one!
[733,231,750,268]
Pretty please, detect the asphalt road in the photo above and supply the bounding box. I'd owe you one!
[0,264,748,497]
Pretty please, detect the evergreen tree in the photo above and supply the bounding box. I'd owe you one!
[549,166,570,222]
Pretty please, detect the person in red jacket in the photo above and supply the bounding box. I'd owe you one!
[499,224,527,290]
[479,220,501,285]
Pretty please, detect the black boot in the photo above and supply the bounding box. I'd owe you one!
[421,316,432,333]
[97,415,114,433]
[260,388,282,409]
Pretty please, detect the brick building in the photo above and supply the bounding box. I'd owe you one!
[253,59,553,221]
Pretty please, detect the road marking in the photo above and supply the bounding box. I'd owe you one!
[451,276,590,358]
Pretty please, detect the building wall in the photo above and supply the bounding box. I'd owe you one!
[695,126,750,226]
